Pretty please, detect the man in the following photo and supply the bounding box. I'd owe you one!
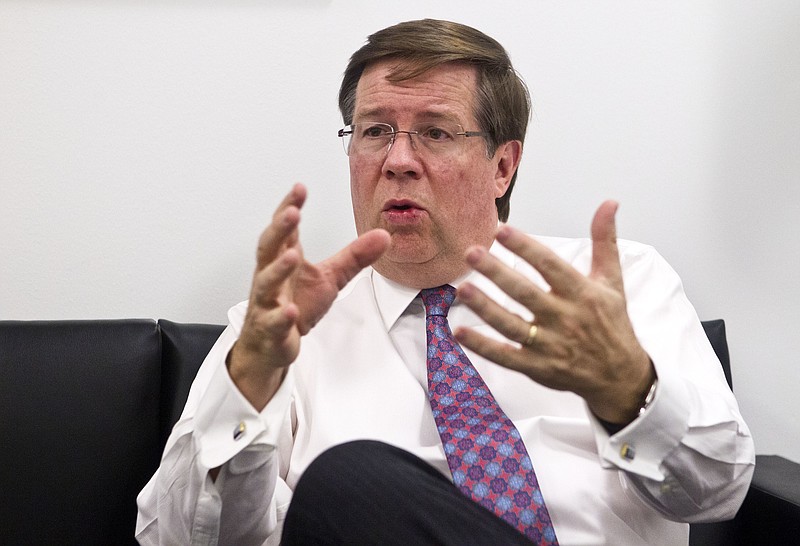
[137,19,754,545]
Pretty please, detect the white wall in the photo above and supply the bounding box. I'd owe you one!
[2,1,798,462]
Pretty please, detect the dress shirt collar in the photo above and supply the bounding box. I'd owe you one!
[371,238,517,331]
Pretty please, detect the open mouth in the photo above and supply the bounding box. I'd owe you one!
[384,199,422,212]
[382,199,425,224]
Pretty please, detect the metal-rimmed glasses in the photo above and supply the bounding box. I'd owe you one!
[337,121,488,157]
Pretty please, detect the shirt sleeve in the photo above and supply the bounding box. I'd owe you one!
[136,303,295,546]
[590,243,755,522]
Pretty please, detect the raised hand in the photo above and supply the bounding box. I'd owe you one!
[454,201,655,425]
[229,184,390,411]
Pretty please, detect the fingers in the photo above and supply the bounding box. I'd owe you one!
[246,185,309,339]
[494,225,585,298]
[458,281,549,346]
[457,201,648,419]
[250,246,301,308]
[322,229,391,289]
[238,296,299,356]
[463,245,565,323]
[255,183,307,272]
[492,200,625,299]
[590,200,624,291]
[454,322,566,385]
[454,325,534,376]
[249,184,307,311]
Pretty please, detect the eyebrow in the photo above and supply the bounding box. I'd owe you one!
[353,109,460,124]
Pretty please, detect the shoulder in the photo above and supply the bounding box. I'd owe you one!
[533,234,656,259]
[514,235,661,275]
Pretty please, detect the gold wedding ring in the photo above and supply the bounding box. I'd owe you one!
[524,324,539,346]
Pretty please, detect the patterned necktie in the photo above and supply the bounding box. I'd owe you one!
[420,285,558,544]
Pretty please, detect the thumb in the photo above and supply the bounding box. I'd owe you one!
[324,229,391,289]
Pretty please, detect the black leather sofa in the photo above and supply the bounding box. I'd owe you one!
[1,319,798,545]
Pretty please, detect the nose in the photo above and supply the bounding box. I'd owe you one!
[383,131,422,179]
[387,131,418,153]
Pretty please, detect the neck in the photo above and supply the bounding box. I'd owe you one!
[372,259,470,290]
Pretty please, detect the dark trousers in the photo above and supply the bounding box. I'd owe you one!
[282,440,534,545]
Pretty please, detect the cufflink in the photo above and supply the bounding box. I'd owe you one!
[233,421,246,441]
[620,443,636,461]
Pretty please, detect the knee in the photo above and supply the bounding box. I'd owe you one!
[282,440,404,544]
[293,440,402,497]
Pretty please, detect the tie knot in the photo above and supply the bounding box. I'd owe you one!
[420,285,456,317]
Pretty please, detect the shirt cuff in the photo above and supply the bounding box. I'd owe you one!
[592,366,690,481]
[193,355,295,471]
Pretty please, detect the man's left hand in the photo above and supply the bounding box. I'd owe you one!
[455,201,655,426]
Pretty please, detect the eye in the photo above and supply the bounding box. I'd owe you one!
[361,124,393,138]
[420,125,454,141]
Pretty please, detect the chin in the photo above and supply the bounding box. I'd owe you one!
[384,235,435,264]
[382,249,432,267]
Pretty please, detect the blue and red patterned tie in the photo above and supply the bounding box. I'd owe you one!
[420,285,558,544]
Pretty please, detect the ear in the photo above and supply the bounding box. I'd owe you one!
[492,140,522,198]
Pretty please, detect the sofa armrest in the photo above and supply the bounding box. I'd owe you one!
[690,454,800,545]
[158,319,225,448]
[0,319,161,546]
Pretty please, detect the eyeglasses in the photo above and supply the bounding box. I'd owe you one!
[337,121,488,157]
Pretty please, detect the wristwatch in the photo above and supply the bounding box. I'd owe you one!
[638,377,659,416]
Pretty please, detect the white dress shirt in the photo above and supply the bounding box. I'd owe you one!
[136,236,754,546]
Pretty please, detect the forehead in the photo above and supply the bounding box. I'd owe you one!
[353,60,479,123]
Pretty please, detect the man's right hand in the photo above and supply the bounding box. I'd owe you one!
[227,183,390,411]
